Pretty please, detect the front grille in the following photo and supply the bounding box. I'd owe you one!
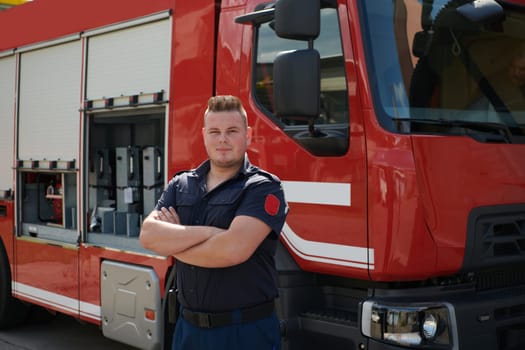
[493,288,525,349]
[476,269,525,291]
[497,324,525,350]
[487,221,525,257]
[463,204,525,272]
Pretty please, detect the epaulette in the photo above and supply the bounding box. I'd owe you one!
[171,168,197,179]
[250,165,281,183]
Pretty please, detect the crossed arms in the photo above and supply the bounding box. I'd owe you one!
[139,206,272,268]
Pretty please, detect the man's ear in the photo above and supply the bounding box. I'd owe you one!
[246,126,253,145]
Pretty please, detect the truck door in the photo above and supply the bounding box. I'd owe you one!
[236,1,370,277]
[0,53,15,204]
[14,37,82,316]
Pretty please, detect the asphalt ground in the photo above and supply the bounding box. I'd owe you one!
[0,307,135,350]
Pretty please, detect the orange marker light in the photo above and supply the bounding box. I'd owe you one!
[145,309,155,321]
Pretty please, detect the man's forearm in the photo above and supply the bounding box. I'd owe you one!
[139,216,223,256]
[173,216,272,268]
[173,232,239,268]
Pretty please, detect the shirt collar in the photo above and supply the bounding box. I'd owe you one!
[194,154,253,179]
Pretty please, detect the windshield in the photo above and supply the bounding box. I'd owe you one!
[358,0,525,140]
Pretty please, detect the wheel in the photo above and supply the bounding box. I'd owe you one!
[162,266,176,350]
[0,241,30,328]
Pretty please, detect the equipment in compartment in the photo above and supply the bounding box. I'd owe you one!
[114,211,140,237]
[87,111,165,240]
[89,144,164,238]
[116,146,142,212]
[89,149,115,206]
[114,146,142,236]
[142,146,163,216]
[88,149,115,233]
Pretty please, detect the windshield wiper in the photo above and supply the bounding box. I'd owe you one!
[393,118,516,143]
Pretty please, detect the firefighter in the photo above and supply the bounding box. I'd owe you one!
[140,95,288,350]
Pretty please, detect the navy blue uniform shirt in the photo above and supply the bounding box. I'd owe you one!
[156,156,288,312]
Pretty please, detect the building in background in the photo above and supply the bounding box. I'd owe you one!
[0,0,28,11]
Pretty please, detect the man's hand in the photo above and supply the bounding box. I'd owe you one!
[140,208,220,256]
[155,206,180,224]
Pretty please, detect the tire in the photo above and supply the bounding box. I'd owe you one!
[0,241,30,329]
[162,266,176,350]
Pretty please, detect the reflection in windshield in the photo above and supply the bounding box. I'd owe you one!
[257,10,343,63]
[358,0,525,133]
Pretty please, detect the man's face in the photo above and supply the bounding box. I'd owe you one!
[202,110,252,169]
[509,56,525,87]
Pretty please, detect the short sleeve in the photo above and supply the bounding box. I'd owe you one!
[154,177,178,211]
[236,180,288,236]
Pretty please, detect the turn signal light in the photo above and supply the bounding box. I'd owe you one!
[145,308,156,321]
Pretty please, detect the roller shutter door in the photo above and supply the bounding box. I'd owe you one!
[0,55,15,192]
[18,40,82,161]
[86,18,171,100]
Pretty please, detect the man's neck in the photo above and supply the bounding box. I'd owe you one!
[206,165,241,192]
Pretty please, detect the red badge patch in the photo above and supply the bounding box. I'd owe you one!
[264,194,280,216]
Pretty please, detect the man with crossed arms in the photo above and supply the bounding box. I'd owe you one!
[140,95,288,350]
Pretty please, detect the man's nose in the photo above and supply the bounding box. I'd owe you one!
[218,132,227,142]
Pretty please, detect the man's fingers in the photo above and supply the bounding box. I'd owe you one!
[156,207,179,224]
[168,206,181,224]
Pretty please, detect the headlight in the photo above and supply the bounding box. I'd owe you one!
[361,301,456,349]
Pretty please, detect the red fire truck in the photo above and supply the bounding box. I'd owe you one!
[1,0,524,349]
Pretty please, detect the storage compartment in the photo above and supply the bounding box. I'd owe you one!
[87,110,165,249]
[19,170,78,244]
[101,260,162,350]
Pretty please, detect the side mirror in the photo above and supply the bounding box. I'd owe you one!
[274,0,320,40]
[273,49,320,118]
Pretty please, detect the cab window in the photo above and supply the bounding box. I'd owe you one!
[253,7,349,156]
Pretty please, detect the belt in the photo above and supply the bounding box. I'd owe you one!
[181,300,275,328]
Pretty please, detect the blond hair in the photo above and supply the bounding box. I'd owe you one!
[204,95,248,127]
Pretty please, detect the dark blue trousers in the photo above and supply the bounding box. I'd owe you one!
[172,311,281,350]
